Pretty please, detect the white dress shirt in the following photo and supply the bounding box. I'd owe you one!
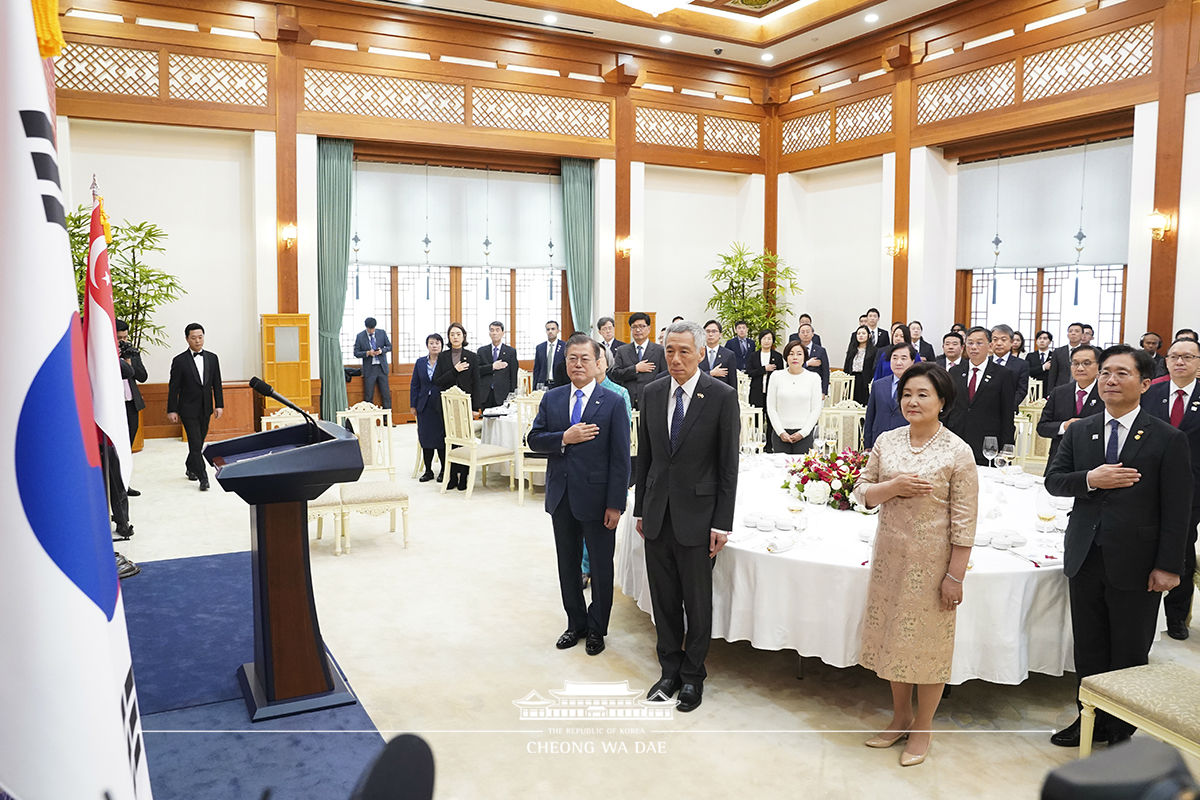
[667,369,702,438]
[1058,380,1096,435]
[1103,405,1143,461]
[192,350,204,382]
[1169,378,1198,407]
[566,379,597,420]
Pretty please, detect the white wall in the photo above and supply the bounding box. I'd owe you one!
[1175,93,1200,334]
[908,146,958,339]
[957,139,1132,268]
[638,165,764,327]
[778,158,886,354]
[1125,102,1157,340]
[296,134,319,378]
[61,119,258,382]
[591,158,616,334]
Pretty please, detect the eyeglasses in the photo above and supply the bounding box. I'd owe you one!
[1167,354,1200,362]
[1099,369,1139,381]
[1071,360,1095,368]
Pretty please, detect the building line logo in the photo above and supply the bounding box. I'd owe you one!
[513,680,677,722]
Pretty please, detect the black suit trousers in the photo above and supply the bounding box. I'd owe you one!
[105,441,129,528]
[181,414,211,479]
[362,362,391,408]
[125,401,140,445]
[1164,508,1199,623]
[643,507,714,685]
[1069,544,1163,736]
[551,498,615,636]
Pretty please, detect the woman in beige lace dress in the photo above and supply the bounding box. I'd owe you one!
[851,361,978,767]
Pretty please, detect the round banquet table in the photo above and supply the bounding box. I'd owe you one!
[615,453,1164,686]
[480,406,544,485]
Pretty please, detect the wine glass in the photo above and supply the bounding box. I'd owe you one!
[811,435,826,457]
[1000,444,1016,472]
[993,450,1009,471]
[1035,492,1056,533]
[981,436,999,470]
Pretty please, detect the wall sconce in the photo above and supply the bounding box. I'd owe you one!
[280,223,298,249]
[616,236,632,258]
[1146,210,1169,241]
[883,234,906,257]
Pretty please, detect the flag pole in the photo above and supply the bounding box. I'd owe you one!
[88,173,115,539]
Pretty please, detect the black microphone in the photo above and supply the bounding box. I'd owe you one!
[249,377,320,441]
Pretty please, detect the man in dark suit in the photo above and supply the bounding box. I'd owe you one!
[354,317,392,408]
[533,320,567,389]
[1046,322,1086,391]
[166,323,224,491]
[476,320,518,409]
[947,326,1016,465]
[908,320,937,363]
[596,316,626,371]
[1141,336,1200,640]
[724,319,754,371]
[935,331,964,372]
[1036,345,1102,469]
[610,312,666,410]
[634,321,740,713]
[990,324,1030,406]
[528,334,631,657]
[1046,345,1192,748]
[699,320,738,390]
[787,313,823,347]
[864,345,914,448]
[865,307,889,349]
[795,322,830,396]
[1027,330,1054,382]
[1140,332,1168,378]
[115,319,147,497]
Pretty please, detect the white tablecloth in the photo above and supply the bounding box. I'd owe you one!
[618,455,1089,686]
[480,408,544,485]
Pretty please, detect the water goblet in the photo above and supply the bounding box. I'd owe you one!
[982,436,999,471]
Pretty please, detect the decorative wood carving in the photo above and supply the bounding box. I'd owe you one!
[781,109,831,154]
[57,41,159,97]
[703,115,761,155]
[471,87,610,139]
[169,54,269,107]
[303,67,465,124]
[835,92,892,142]
[916,61,1016,126]
[635,106,699,149]
[1022,23,1154,102]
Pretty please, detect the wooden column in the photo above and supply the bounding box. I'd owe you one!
[1147,0,1191,338]
[891,63,913,324]
[614,93,633,313]
[275,38,299,314]
[763,107,780,306]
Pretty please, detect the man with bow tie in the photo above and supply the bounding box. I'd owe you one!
[354,316,392,408]
[166,323,224,491]
[1141,336,1200,640]
[1037,345,1103,471]
[1046,345,1192,748]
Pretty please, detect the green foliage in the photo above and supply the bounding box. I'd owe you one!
[705,242,800,337]
[67,205,185,350]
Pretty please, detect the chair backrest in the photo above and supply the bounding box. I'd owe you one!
[819,400,867,453]
[517,368,533,396]
[261,407,305,431]
[739,406,765,453]
[826,371,854,407]
[514,396,542,453]
[630,409,639,457]
[440,387,476,447]
[336,402,393,472]
[1018,398,1051,460]
[1025,378,1044,404]
[736,371,751,407]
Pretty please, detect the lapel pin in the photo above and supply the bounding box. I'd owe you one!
[1091,433,1100,440]
[697,392,705,399]
[1134,430,1144,440]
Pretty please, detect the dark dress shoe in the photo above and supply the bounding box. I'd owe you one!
[436,472,445,484]
[1050,717,1108,748]
[677,683,703,712]
[1167,619,1190,640]
[112,524,134,542]
[199,479,210,491]
[555,629,587,649]
[455,479,468,491]
[646,677,680,701]
[186,471,198,481]
[126,488,141,497]
[585,632,605,656]
[418,471,435,482]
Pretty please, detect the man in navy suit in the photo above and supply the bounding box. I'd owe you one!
[354,317,392,408]
[1141,336,1200,640]
[864,344,914,448]
[1046,322,1086,392]
[611,312,667,409]
[990,324,1030,406]
[1037,345,1102,470]
[947,327,1016,465]
[596,316,626,371]
[795,322,830,396]
[724,319,754,372]
[787,313,823,347]
[476,320,519,409]
[699,320,738,389]
[533,320,567,388]
[528,333,631,657]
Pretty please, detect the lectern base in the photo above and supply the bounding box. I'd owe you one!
[238,657,357,722]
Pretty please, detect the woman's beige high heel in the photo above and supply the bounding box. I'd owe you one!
[864,730,909,748]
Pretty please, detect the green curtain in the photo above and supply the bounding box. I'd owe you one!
[317,138,352,420]
[560,158,595,334]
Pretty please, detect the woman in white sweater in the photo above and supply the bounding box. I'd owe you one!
[767,339,824,454]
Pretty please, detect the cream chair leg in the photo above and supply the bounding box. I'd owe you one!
[342,510,351,554]
[334,512,345,556]
[412,443,423,478]
[519,471,525,505]
[1079,702,1097,758]
[509,462,514,491]
[482,465,488,486]
[389,508,396,533]
[316,515,323,541]
[465,465,475,499]
[441,461,452,493]
[401,506,409,548]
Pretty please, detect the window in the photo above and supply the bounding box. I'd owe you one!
[966,264,1126,347]
[514,267,564,356]
[341,263,391,363]
[396,265,452,361]
[461,266,511,352]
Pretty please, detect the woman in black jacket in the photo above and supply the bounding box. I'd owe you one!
[843,324,878,406]
[746,330,785,452]
[433,322,480,490]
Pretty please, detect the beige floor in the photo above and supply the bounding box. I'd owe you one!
[123,427,1200,799]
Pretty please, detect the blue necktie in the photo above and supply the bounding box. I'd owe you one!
[1105,419,1120,464]
[670,386,685,453]
[571,389,584,425]
[637,345,644,361]
[493,346,499,361]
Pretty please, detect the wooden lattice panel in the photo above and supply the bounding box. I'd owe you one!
[56,42,158,97]
[835,93,893,142]
[781,110,831,154]
[703,115,761,155]
[635,106,699,149]
[304,68,465,125]
[1023,23,1154,102]
[916,61,1015,125]
[168,54,268,107]
[472,87,610,139]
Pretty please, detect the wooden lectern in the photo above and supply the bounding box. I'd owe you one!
[204,420,363,721]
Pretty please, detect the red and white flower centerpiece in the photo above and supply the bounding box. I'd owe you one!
[781,450,874,512]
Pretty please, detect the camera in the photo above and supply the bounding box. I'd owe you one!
[119,340,139,358]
